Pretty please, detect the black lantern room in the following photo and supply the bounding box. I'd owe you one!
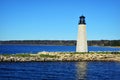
[79,15,86,24]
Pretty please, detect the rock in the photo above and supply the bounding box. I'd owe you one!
[0,52,120,62]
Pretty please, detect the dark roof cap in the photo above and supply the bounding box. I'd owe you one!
[80,15,85,18]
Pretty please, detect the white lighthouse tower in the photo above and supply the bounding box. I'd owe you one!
[76,15,88,52]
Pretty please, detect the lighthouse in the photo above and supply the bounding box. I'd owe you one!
[76,15,88,52]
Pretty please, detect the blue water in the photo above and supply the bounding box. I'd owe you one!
[0,45,120,80]
[0,62,120,80]
[0,45,120,54]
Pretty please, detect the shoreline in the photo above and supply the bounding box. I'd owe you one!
[0,52,120,62]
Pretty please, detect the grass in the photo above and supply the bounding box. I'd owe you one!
[1,53,31,57]
[13,54,31,57]
[59,52,120,54]
[0,52,120,57]
[39,54,58,58]
[89,52,120,54]
[70,52,120,54]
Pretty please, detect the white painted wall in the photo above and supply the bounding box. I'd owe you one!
[76,24,88,52]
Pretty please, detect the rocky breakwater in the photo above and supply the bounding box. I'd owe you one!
[0,52,120,62]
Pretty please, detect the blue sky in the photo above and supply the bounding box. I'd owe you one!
[0,0,120,40]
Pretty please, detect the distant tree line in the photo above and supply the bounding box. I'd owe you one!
[0,40,120,46]
[0,40,76,46]
[88,40,120,46]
